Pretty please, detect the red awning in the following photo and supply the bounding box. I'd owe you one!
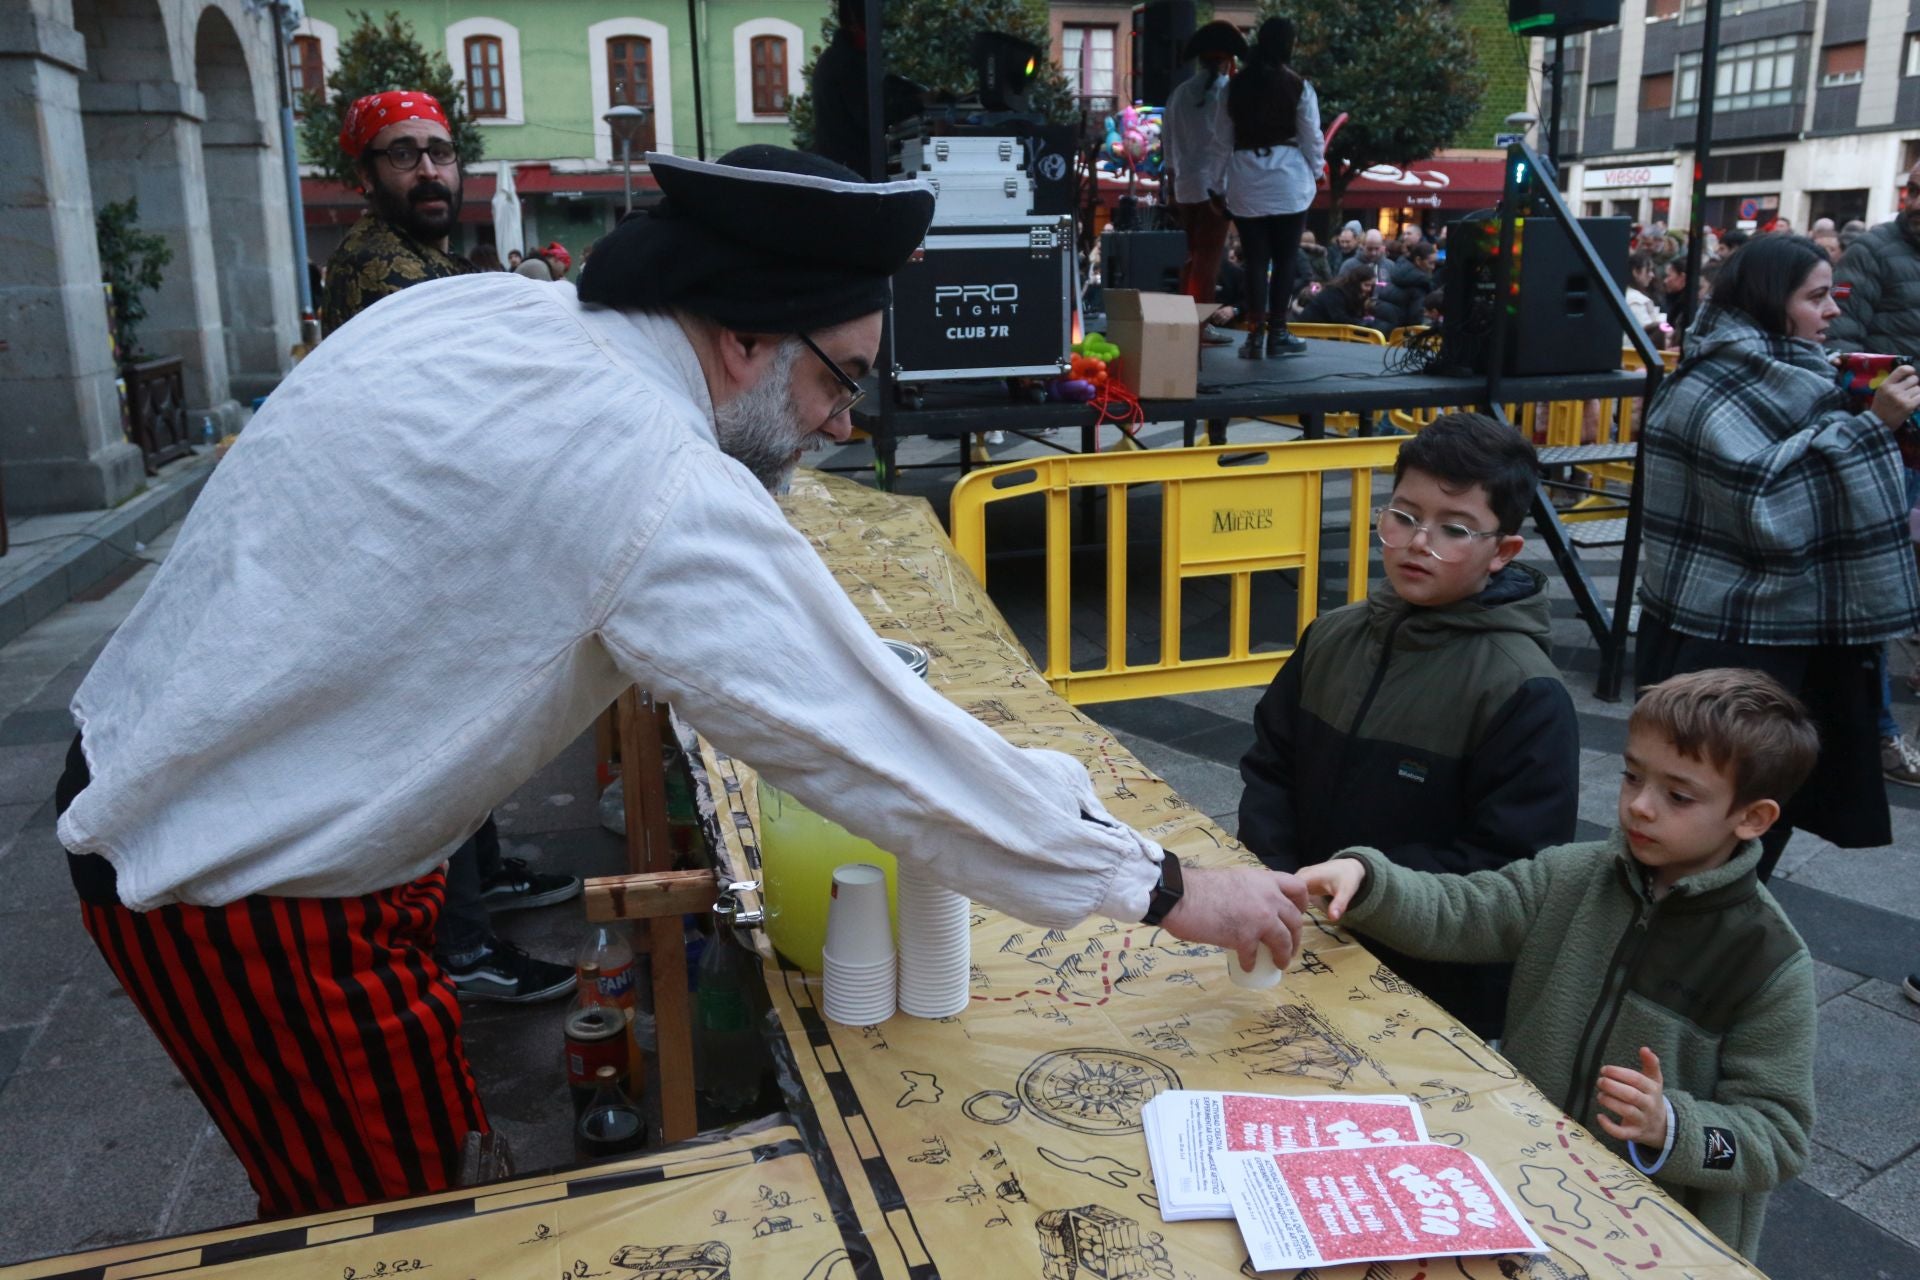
[300,174,498,226]
[1320,157,1506,210]
[513,164,661,197]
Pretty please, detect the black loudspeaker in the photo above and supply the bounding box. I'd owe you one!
[1130,0,1196,105]
[1024,124,1079,216]
[1101,229,1187,293]
[1442,216,1630,377]
[1507,0,1622,37]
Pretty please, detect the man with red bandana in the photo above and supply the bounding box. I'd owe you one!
[320,91,476,336]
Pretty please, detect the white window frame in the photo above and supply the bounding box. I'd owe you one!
[1061,25,1117,100]
[1588,81,1618,117]
[734,18,803,124]
[1905,34,1920,78]
[589,17,675,160]
[445,17,525,126]
[1675,37,1802,116]
[292,15,340,87]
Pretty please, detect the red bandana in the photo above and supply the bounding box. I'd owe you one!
[339,90,450,159]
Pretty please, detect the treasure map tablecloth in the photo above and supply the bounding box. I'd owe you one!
[693,473,1768,1280]
[0,1123,848,1280]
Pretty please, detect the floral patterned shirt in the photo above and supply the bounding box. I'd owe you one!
[320,211,473,337]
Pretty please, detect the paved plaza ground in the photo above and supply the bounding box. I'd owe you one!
[0,420,1915,1276]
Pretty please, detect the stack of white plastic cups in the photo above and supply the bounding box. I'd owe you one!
[820,863,896,1025]
[895,872,972,1018]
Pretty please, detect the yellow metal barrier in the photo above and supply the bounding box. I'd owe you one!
[949,438,1406,705]
[1290,322,1387,346]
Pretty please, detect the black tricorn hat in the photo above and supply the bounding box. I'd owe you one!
[1184,20,1249,61]
[576,146,935,333]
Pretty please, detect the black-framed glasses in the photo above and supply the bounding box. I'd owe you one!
[366,138,457,171]
[797,331,866,431]
[1374,506,1502,561]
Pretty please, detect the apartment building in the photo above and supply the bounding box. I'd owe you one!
[1555,0,1920,231]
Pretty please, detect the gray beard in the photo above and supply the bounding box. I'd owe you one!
[713,339,821,492]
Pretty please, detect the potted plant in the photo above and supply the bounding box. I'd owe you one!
[96,198,193,471]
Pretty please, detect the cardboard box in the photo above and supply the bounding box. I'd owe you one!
[1105,289,1200,399]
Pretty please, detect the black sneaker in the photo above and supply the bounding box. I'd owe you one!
[1905,974,1920,1006]
[481,856,582,912]
[1266,329,1308,357]
[445,939,578,1003]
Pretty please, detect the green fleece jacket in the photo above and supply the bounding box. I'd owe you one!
[1338,832,1815,1262]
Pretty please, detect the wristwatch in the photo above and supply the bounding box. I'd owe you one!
[1140,849,1186,927]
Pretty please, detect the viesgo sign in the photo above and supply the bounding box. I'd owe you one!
[1586,163,1676,190]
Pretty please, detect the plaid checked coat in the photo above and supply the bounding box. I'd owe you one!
[1640,304,1920,646]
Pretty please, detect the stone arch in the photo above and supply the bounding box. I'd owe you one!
[195,1,292,401]
[72,0,229,412]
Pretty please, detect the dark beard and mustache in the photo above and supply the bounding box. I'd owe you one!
[368,172,462,243]
[712,340,837,492]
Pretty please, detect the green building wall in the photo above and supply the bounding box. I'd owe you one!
[1454,0,1533,149]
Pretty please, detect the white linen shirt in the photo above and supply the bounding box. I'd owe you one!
[58,274,1162,926]
[1164,72,1231,206]
[1217,81,1324,219]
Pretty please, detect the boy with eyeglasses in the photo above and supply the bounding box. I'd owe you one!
[1237,412,1579,1038]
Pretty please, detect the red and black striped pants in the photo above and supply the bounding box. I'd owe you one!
[79,871,488,1218]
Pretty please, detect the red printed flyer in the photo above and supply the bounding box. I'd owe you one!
[1142,1091,1428,1220]
[1218,1143,1545,1270]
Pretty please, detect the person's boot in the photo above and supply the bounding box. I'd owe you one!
[1238,321,1267,360]
[1266,324,1308,358]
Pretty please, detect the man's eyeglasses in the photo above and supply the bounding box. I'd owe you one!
[1374,506,1502,561]
[366,139,457,171]
[797,331,866,432]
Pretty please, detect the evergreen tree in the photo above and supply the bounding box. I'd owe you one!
[789,0,1075,152]
[297,9,483,189]
[1257,0,1486,224]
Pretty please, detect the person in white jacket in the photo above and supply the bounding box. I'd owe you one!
[1163,21,1247,342]
[54,146,1309,1219]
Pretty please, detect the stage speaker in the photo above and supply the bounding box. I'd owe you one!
[1101,229,1187,293]
[1507,0,1621,37]
[1441,216,1630,378]
[1023,124,1079,216]
[1130,0,1195,106]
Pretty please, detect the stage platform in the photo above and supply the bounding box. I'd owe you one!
[852,337,1648,474]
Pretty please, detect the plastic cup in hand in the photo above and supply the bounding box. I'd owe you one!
[1226,942,1286,990]
[822,863,894,967]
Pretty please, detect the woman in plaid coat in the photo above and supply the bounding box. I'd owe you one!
[1636,234,1920,878]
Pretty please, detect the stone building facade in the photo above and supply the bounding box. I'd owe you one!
[2,0,300,514]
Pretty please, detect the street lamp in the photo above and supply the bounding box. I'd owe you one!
[603,104,650,216]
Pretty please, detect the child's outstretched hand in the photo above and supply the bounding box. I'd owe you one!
[1295,857,1367,921]
[1595,1047,1667,1147]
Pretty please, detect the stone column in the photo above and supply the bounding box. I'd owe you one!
[0,10,144,514]
[201,112,296,405]
[81,74,234,419]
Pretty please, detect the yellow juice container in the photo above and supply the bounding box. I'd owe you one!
[757,639,926,973]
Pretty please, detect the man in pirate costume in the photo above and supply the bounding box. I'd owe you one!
[320,91,475,336]
[58,147,1310,1216]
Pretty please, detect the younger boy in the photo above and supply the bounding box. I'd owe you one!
[1238,412,1579,1038]
[1297,669,1819,1262]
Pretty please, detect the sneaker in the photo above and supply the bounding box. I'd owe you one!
[1266,329,1308,358]
[1238,329,1265,360]
[445,939,578,1003]
[984,430,1005,445]
[1199,324,1236,347]
[1882,734,1920,788]
[1905,974,1920,1005]
[480,856,582,912]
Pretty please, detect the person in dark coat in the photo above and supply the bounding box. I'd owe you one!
[1372,241,1436,331]
[1299,259,1379,331]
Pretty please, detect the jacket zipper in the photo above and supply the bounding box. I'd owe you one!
[1342,613,1406,754]
[1562,888,1661,1119]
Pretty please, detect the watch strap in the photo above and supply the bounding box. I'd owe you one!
[1141,849,1185,927]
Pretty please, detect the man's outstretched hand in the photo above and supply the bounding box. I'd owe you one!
[1159,864,1308,974]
